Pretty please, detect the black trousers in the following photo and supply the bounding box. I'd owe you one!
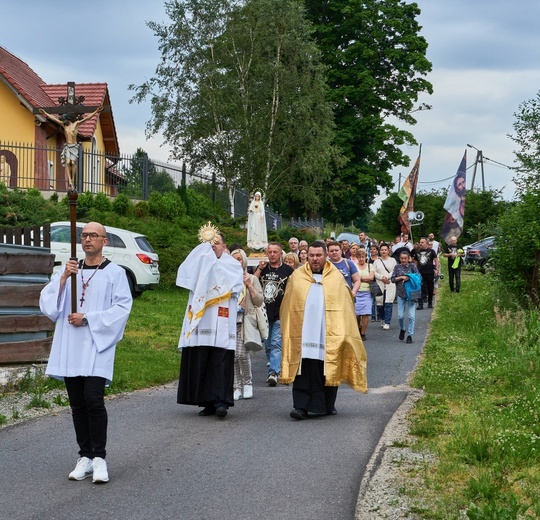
[292,358,338,414]
[64,376,108,459]
[420,272,435,304]
[177,346,235,409]
[448,266,461,292]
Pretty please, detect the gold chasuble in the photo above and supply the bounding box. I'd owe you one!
[279,260,367,392]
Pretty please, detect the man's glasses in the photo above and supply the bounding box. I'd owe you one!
[80,232,106,240]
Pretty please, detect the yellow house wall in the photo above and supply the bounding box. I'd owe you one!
[0,80,37,143]
[0,80,113,193]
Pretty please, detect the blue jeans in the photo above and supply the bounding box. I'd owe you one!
[377,302,393,325]
[265,320,282,377]
[397,296,415,337]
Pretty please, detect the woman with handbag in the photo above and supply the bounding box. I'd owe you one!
[231,249,264,400]
[355,249,374,341]
[372,244,397,330]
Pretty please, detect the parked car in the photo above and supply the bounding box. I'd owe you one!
[49,222,160,295]
[335,232,360,245]
[464,236,495,270]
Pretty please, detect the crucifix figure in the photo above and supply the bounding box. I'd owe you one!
[34,82,105,312]
[35,82,104,189]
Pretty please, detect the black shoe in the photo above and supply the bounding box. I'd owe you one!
[417,304,423,310]
[216,406,228,418]
[327,408,337,416]
[427,302,433,309]
[399,330,405,341]
[361,333,366,341]
[198,406,215,416]
[406,335,412,344]
[290,408,308,420]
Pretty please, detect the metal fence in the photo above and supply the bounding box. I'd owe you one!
[0,141,324,232]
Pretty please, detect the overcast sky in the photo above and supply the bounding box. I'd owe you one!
[3,1,538,207]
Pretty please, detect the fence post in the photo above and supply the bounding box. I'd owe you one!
[77,143,84,191]
[143,153,149,200]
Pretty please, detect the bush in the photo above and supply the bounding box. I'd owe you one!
[148,192,186,220]
[112,193,132,216]
[94,192,112,212]
[492,192,540,300]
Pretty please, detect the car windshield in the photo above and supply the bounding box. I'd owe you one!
[470,237,494,248]
[51,225,82,244]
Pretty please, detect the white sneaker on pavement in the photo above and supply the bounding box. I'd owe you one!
[233,388,242,401]
[92,457,109,484]
[68,457,93,481]
[266,373,278,387]
[243,385,253,399]
[383,323,390,330]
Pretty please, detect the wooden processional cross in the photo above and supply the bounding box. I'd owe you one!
[34,82,106,312]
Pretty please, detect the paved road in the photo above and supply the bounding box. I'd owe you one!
[0,307,431,520]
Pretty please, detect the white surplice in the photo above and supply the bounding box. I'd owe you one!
[40,262,133,384]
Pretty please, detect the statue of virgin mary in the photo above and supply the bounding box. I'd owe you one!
[247,191,268,251]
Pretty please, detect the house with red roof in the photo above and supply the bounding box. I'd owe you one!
[0,46,121,193]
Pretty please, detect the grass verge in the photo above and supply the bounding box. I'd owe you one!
[404,272,540,519]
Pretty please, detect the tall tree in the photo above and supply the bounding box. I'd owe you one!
[508,90,540,195]
[130,0,336,218]
[303,0,433,223]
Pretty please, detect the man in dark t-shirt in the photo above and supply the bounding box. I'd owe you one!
[412,237,439,309]
[254,242,294,386]
[442,236,465,293]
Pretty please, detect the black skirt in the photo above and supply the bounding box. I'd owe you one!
[292,358,338,414]
[177,346,235,408]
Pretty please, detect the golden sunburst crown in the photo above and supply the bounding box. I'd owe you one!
[198,221,220,244]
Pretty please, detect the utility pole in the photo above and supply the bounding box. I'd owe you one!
[467,144,486,191]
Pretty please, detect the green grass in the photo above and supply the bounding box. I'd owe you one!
[405,272,540,518]
[108,287,187,393]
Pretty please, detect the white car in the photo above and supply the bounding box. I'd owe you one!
[49,221,160,295]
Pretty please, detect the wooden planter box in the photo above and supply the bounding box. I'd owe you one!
[0,243,55,364]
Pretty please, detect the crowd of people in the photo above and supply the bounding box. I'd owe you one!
[40,221,464,483]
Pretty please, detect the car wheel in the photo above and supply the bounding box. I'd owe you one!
[124,270,140,297]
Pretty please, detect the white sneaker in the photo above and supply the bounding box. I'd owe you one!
[92,457,109,484]
[233,388,242,401]
[68,457,93,481]
[383,324,390,330]
[243,385,253,399]
[266,374,278,387]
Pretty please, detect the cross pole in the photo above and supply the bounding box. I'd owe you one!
[34,82,107,313]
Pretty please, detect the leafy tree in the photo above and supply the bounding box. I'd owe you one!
[303,0,433,223]
[121,148,176,197]
[130,0,336,218]
[369,188,509,243]
[508,90,540,195]
[493,192,540,300]
[368,192,402,237]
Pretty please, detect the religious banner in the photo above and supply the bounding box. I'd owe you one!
[398,152,421,234]
[441,151,467,244]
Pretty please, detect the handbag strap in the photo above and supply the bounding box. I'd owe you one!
[380,259,390,273]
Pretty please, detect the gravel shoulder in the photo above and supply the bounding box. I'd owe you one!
[356,387,433,520]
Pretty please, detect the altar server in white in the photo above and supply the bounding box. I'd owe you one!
[40,222,132,484]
